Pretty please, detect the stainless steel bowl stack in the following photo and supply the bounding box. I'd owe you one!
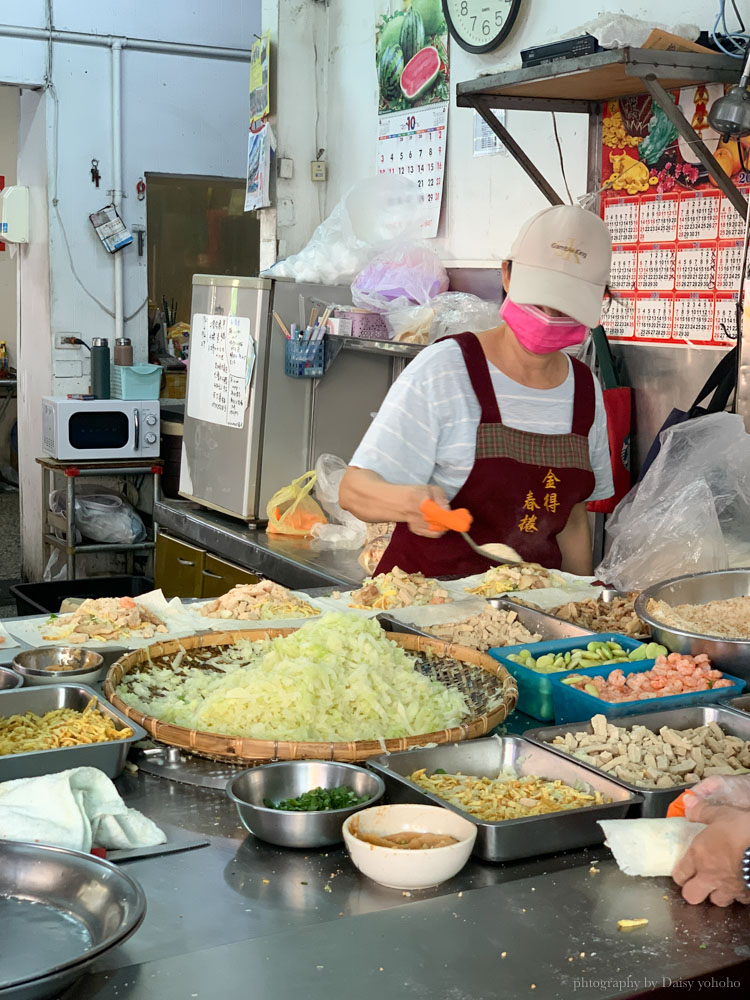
[12,647,105,687]
[0,665,23,690]
[227,760,386,848]
[635,568,750,680]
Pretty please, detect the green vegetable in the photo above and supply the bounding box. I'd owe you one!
[46,614,58,623]
[399,7,426,63]
[433,768,447,775]
[378,43,405,98]
[263,785,370,812]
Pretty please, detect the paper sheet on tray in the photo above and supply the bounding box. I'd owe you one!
[5,590,199,650]
[452,569,601,607]
[384,598,490,628]
[181,592,327,632]
[506,586,605,612]
[0,623,20,649]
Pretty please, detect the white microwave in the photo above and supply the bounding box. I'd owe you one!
[42,398,161,460]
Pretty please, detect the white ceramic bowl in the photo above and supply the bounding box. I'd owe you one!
[342,803,476,890]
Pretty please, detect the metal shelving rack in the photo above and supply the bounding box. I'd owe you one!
[455,45,750,435]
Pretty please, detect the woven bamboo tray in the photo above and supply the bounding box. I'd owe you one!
[104,628,518,763]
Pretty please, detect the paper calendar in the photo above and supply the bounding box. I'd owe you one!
[601,85,746,348]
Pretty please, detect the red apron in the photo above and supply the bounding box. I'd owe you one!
[377,332,596,576]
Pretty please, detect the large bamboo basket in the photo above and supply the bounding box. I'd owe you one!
[104,628,518,764]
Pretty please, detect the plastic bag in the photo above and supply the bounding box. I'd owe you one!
[391,292,501,346]
[310,455,367,550]
[49,486,146,545]
[596,413,750,591]
[351,243,448,313]
[263,176,428,285]
[266,471,327,536]
[565,14,699,49]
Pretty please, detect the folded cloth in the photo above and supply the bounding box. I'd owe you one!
[0,766,166,853]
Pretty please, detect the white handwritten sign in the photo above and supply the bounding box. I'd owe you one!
[186,314,255,428]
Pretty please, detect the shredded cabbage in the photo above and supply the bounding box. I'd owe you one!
[118,612,469,742]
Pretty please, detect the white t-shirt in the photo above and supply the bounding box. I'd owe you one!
[350,339,614,502]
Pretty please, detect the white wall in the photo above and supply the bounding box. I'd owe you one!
[0,87,19,468]
[275,0,715,263]
[2,0,260,578]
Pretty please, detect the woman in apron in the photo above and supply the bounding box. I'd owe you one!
[339,204,615,577]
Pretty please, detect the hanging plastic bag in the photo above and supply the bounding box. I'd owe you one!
[310,455,368,550]
[49,487,146,544]
[595,412,750,591]
[263,176,428,285]
[266,471,328,536]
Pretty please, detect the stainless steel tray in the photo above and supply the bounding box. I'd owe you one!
[377,600,593,645]
[489,598,593,641]
[524,705,750,817]
[0,841,145,1000]
[0,684,146,782]
[506,591,651,639]
[724,693,750,715]
[367,736,641,862]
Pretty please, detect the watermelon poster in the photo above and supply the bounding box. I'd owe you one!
[376,0,449,237]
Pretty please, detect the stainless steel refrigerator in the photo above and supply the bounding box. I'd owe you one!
[179,275,401,521]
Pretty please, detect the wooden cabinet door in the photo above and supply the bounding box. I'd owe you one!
[155,534,205,598]
[201,554,260,598]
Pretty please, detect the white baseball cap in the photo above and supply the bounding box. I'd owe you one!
[506,205,612,328]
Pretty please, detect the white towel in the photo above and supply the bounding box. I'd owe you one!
[0,766,166,853]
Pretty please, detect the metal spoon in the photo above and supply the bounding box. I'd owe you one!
[420,500,522,565]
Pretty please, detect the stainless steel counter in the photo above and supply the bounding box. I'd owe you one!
[58,767,750,1000]
[154,497,365,590]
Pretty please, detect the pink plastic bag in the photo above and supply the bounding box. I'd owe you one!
[351,242,448,311]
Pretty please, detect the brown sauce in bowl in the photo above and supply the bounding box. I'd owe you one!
[352,827,458,850]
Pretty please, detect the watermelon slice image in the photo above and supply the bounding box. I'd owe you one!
[400,45,440,103]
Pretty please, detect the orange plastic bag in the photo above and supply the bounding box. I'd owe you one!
[266,471,328,536]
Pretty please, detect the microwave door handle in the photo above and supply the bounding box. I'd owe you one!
[133,408,140,450]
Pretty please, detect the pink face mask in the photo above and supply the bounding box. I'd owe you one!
[500,297,588,355]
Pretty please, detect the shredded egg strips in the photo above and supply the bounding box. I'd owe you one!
[408,769,605,822]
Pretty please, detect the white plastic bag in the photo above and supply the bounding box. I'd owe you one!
[310,454,368,550]
[596,413,750,591]
[390,291,501,345]
[50,486,147,545]
[264,176,429,285]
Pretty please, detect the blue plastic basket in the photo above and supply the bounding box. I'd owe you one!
[549,662,746,725]
[284,336,329,378]
[490,634,646,723]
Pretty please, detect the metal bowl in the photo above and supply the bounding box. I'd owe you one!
[0,664,23,690]
[635,569,750,679]
[0,841,145,1000]
[227,760,386,849]
[12,647,105,687]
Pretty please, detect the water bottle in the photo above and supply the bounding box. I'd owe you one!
[91,337,111,399]
[114,337,133,366]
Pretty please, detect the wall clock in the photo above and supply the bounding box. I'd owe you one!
[442,0,523,53]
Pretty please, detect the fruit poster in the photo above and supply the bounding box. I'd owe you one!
[375,0,449,237]
[600,85,746,348]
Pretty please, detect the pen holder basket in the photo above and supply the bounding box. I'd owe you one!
[284,336,330,378]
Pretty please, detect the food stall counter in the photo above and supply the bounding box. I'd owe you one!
[62,765,750,999]
[154,496,366,591]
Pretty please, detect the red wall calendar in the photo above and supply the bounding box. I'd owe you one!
[600,87,747,347]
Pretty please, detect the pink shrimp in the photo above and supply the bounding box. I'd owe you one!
[608,669,626,689]
[706,669,724,680]
[711,679,734,688]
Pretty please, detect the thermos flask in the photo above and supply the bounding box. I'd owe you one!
[91,337,111,399]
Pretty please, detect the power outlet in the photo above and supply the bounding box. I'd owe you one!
[310,160,327,182]
[55,333,83,350]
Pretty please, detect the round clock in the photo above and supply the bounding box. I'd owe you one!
[442,0,523,53]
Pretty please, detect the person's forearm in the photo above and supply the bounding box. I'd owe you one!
[339,467,449,538]
[340,467,413,523]
[557,502,593,576]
